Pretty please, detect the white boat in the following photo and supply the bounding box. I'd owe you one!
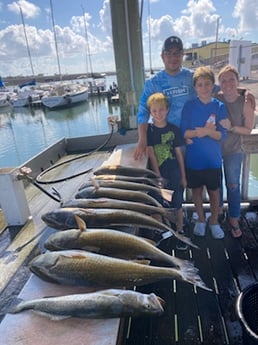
[41,83,89,109]
[0,92,12,108]
[10,89,43,108]
[10,80,49,108]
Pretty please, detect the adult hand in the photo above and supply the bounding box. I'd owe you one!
[220,118,231,130]
[134,141,147,160]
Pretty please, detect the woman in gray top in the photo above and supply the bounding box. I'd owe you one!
[217,65,255,238]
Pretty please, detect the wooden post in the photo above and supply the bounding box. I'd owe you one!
[110,0,145,129]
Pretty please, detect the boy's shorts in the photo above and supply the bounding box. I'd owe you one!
[165,170,184,210]
[186,168,221,191]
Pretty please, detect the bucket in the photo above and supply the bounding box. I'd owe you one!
[236,282,258,344]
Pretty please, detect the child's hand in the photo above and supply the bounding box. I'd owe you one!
[205,122,216,130]
[185,138,193,145]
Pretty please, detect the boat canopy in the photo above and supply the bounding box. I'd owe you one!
[19,79,36,89]
[0,77,5,88]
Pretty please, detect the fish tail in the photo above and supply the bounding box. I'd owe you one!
[170,256,196,271]
[1,298,25,314]
[180,267,212,291]
[176,233,199,249]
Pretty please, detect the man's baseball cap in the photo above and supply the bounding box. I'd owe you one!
[162,36,183,52]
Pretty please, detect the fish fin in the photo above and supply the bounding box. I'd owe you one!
[82,245,102,253]
[59,250,88,259]
[132,259,151,265]
[180,267,213,292]
[74,215,87,232]
[90,177,100,189]
[34,310,71,320]
[160,188,174,202]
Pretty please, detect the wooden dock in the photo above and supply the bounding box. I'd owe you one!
[0,129,258,344]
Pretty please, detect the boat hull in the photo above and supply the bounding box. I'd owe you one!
[42,88,88,109]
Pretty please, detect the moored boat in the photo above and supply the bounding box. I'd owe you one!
[41,82,89,109]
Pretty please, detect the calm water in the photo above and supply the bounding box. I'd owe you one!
[0,75,120,168]
[0,74,258,198]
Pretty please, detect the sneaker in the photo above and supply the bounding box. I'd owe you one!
[176,231,189,251]
[209,223,224,239]
[193,222,206,237]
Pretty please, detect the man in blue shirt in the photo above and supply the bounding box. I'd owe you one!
[134,36,196,160]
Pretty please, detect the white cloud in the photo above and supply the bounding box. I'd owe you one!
[7,0,40,19]
[233,0,258,33]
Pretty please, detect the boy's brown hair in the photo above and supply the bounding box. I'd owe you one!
[147,92,169,109]
[193,66,215,86]
[217,64,239,82]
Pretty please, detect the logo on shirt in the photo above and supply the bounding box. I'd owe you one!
[154,131,175,167]
[164,86,189,98]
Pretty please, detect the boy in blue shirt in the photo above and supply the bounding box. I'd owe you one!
[181,66,227,239]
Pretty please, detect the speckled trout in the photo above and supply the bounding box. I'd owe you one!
[78,179,173,202]
[94,165,160,178]
[89,174,161,187]
[29,250,211,291]
[41,207,197,248]
[61,198,173,218]
[75,187,162,207]
[44,228,193,270]
[2,289,164,319]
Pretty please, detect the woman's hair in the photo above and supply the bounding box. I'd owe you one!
[147,92,169,109]
[193,66,215,86]
[218,64,239,82]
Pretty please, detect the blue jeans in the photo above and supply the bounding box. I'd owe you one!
[220,152,243,218]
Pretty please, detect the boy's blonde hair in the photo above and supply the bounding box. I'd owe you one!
[147,92,169,109]
[217,64,239,82]
[193,66,215,86]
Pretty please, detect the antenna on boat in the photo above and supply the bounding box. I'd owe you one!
[147,0,154,75]
[19,5,35,76]
[49,0,62,80]
[81,5,93,78]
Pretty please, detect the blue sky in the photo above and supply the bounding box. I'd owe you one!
[0,0,257,77]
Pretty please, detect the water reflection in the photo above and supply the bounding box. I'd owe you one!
[0,95,120,168]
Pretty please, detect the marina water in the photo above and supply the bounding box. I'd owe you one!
[0,75,120,168]
[0,74,258,197]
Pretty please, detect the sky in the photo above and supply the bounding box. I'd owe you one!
[0,0,257,78]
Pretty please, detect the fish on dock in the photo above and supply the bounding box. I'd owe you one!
[2,289,165,319]
[29,250,212,291]
[61,197,174,218]
[78,178,173,202]
[74,186,163,207]
[41,207,197,248]
[93,164,160,178]
[90,174,161,187]
[44,228,194,270]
